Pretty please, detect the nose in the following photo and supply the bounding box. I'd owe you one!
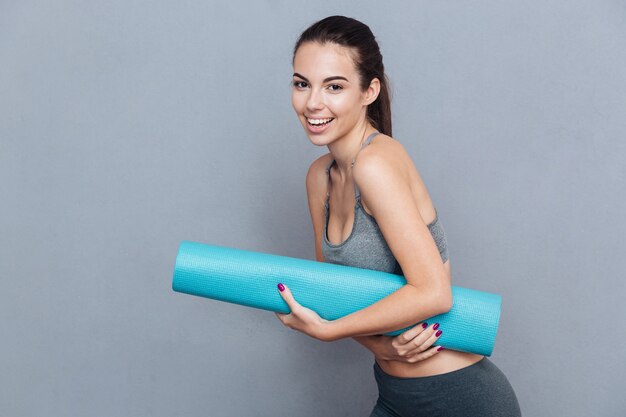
[306,88,324,113]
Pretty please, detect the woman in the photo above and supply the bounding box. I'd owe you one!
[275,16,521,417]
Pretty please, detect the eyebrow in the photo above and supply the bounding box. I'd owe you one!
[293,73,349,83]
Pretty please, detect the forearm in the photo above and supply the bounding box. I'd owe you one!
[326,284,451,341]
[352,335,382,353]
[353,335,397,361]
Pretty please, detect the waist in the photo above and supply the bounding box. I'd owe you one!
[375,350,484,378]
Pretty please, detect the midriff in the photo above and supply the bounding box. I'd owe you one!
[376,350,484,378]
[374,258,483,377]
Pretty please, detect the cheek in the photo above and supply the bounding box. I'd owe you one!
[291,93,306,113]
[291,93,298,110]
[327,94,359,117]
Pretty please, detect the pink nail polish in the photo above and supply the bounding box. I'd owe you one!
[278,283,285,292]
[435,330,442,337]
[422,322,428,329]
[437,346,444,351]
[433,323,440,330]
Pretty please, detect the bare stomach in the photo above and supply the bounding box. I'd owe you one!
[376,350,484,377]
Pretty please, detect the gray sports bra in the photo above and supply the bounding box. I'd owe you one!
[321,131,449,274]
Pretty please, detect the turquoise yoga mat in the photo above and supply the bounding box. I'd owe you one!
[172,241,501,356]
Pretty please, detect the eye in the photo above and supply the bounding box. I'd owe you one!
[292,81,308,89]
[328,84,343,91]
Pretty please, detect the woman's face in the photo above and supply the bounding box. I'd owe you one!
[291,42,374,145]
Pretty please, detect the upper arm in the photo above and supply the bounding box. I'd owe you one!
[353,152,451,304]
[306,155,331,263]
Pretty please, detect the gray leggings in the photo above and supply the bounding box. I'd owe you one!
[369,357,521,417]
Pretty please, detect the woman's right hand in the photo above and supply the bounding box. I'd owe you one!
[374,322,444,363]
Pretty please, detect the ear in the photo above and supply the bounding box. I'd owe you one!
[362,77,381,106]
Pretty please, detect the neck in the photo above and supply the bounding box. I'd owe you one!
[327,120,377,178]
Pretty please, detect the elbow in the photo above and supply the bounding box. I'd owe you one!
[435,280,453,314]
[406,279,453,316]
[426,284,453,316]
[437,289,453,314]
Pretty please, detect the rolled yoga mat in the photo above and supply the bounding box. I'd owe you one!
[172,240,501,356]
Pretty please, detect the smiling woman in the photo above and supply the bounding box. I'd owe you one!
[292,73,347,131]
[290,41,390,141]
[275,15,521,417]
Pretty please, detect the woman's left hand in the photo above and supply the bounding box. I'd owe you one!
[274,283,333,342]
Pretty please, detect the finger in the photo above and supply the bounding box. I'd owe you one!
[422,326,442,349]
[275,312,294,329]
[406,345,444,363]
[396,322,428,345]
[277,282,298,311]
[406,326,443,356]
[402,322,435,350]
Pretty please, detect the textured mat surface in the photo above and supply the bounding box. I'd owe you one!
[172,241,501,356]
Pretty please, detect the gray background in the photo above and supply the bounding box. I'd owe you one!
[1,1,625,416]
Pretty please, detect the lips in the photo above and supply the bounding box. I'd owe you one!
[306,117,334,126]
[305,116,335,133]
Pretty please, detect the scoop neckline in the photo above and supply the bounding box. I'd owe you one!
[323,203,440,248]
[323,200,362,248]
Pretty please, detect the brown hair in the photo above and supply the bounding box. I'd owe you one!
[292,15,393,137]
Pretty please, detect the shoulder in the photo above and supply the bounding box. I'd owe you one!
[352,134,410,188]
[306,153,333,200]
[350,135,450,290]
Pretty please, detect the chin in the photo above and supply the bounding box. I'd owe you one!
[306,134,328,147]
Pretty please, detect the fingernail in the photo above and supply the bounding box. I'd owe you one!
[422,322,428,329]
[278,283,285,292]
[437,346,444,351]
[433,323,440,330]
[435,330,442,337]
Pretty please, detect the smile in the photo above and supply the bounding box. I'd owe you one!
[306,117,334,126]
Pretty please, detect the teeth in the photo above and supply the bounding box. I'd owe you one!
[307,117,333,125]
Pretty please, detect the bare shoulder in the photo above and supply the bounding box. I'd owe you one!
[353,134,436,223]
[353,134,416,188]
[306,153,333,199]
[355,134,412,172]
[351,134,450,289]
[353,136,407,193]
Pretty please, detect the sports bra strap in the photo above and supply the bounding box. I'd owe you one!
[325,159,335,202]
[353,131,380,198]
